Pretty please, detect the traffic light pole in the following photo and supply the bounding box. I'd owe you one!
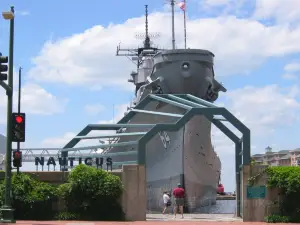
[16,67,22,174]
[1,6,15,223]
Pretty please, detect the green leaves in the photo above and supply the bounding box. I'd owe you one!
[58,164,124,221]
[0,173,58,220]
[266,166,300,193]
[0,166,124,221]
[265,166,300,222]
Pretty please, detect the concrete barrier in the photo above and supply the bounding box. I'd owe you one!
[242,165,281,222]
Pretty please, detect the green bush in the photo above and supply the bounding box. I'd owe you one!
[0,173,58,220]
[265,214,290,223]
[58,164,124,221]
[54,212,79,220]
[266,167,300,222]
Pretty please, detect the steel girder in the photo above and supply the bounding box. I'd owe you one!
[62,94,250,169]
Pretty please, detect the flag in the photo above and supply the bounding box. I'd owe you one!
[177,1,186,11]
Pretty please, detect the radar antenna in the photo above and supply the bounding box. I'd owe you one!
[115,5,161,70]
[144,5,150,49]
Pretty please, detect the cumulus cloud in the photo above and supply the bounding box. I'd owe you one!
[0,70,67,124]
[27,9,300,91]
[222,84,300,135]
[282,73,297,80]
[40,103,129,148]
[84,104,105,115]
[254,0,300,24]
[284,62,300,73]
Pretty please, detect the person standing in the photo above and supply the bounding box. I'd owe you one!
[173,183,185,219]
[162,191,171,214]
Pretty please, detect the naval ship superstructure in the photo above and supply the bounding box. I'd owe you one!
[104,5,226,212]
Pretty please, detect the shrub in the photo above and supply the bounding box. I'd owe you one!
[54,212,79,220]
[58,164,124,221]
[0,173,58,220]
[266,167,300,222]
[265,214,290,223]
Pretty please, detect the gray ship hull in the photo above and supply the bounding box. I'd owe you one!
[107,101,220,212]
[101,48,224,212]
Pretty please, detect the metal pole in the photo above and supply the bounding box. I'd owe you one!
[16,67,22,174]
[183,0,187,49]
[1,6,15,223]
[171,0,176,49]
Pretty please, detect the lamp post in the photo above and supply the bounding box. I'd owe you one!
[1,6,15,223]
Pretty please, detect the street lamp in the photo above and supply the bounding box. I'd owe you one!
[2,11,14,20]
[0,6,15,223]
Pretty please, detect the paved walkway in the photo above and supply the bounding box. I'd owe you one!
[14,221,295,225]
[10,213,293,225]
[147,213,241,222]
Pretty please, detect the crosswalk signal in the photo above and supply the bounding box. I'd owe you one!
[12,113,26,142]
[13,150,22,168]
[0,53,8,81]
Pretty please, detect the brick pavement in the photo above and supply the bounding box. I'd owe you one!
[10,221,296,225]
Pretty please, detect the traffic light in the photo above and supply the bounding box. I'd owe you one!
[13,150,22,168]
[12,113,26,142]
[0,53,8,81]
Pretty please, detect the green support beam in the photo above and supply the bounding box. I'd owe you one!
[74,132,147,139]
[167,94,205,108]
[69,150,138,158]
[62,94,250,175]
[149,94,192,110]
[61,141,138,152]
[186,94,218,107]
[130,109,183,117]
[137,107,250,166]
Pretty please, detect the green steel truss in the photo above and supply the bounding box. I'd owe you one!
[62,94,251,173]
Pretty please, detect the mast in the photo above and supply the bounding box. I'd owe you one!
[171,0,176,49]
[144,5,150,48]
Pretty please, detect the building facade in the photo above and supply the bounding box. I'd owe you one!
[252,146,300,166]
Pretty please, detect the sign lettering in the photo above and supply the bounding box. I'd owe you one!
[34,157,113,171]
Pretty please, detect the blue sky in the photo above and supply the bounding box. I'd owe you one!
[1,0,300,192]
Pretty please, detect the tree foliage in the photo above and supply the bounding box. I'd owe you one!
[0,173,57,220]
[0,165,124,221]
[58,164,124,221]
[265,166,300,223]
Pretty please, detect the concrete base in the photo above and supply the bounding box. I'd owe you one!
[0,207,15,223]
[122,164,146,221]
[242,165,281,222]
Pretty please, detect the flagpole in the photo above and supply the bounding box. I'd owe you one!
[171,0,176,49]
[183,0,187,49]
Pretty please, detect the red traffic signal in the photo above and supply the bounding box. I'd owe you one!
[15,115,23,124]
[13,151,22,168]
[12,113,26,142]
[14,151,21,159]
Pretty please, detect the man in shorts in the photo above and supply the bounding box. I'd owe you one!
[173,183,185,219]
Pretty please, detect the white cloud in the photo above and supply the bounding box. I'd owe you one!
[27,10,300,90]
[254,0,300,24]
[222,84,300,135]
[16,10,30,16]
[203,0,231,6]
[84,104,105,115]
[282,73,297,80]
[0,70,67,124]
[40,103,130,148]
[284,62,300,72]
